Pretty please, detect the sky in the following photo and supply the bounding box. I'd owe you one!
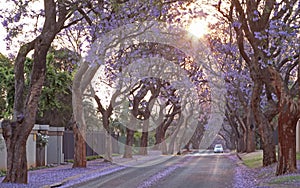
[0,25,7,55]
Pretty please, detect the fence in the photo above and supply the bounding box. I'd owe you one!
[63,130,120,160]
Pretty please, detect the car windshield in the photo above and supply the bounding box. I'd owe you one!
[215,145,222,148]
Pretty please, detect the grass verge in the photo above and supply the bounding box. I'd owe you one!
[241,152,263,168]
[242,152,300,169]
[241,151,300,186]
[269,175,300,184]
[66,155,104,163]
[0,169,6,177]
[65,154,121,163]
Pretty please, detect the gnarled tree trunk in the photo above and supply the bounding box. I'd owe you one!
[245,109,256,153]
[267,67,299,175]
[1,1,65,181]
[168,116,184,154]
[276,98,299,175]
[276,113,298,175]
[72,58,100,168]
[94,95,113,161]
[73,124,86,167]
[251,80,277,166]
[139,120,149,155]
[124,128,134,158]
[105,131,113,161]
[2,121,29,183]
[2,41,50,183]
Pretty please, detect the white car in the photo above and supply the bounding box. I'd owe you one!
[214,144,224,153]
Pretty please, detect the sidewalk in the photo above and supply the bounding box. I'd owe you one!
[0,150,171,188]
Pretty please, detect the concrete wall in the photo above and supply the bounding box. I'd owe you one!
[47,127,64,164]
[0,133,6,170]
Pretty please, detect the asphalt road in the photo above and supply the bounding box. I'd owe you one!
[73,150,235,188]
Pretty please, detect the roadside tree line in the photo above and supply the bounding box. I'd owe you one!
[0,0,299,184]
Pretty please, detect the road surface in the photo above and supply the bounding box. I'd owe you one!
[73,150,235,188]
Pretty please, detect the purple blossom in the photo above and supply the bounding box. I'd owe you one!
[232,21,241,28]
[278,30,288,36]
[14,13,21,22]
[2,20,8,27]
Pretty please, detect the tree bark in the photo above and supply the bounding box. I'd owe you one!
[72,88,87,168]
[236,137,246,153]
[2,121,28,183]
[245,109,256,153]
[139,120,149,155]
[161,136,168,155]
[266,67,299,174]
[2,42,50,183]
[72,60,99,168]
[124,128,134,158]
[73,124,87,167]
[245,126,255,152]
[276,113,298,175]
[251,80,277,166]
[168,117,184,154]
[105,131,113,161]
[154,126,162,146]
[139,96,156,155]
[2,1,63,181]
[94,95,113,162]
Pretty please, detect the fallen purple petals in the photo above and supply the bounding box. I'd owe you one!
[137,155,195,188]
[227,154,300,188]
[137,166,179,188]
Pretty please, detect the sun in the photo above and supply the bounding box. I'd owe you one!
[188,19,209,38]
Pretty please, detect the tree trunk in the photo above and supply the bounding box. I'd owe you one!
[124,128,134,158]
[139,98,155,155]
[168,135,176,154]
[276,111,298,175]
[161,139,168,155]
[236,136,246,153]
[153,126,162,150]
[36,146,46,167]
[105,131,113,161]
[2,42,48,182]
[246,109,256,153]
[251,80,277,166]
[267,66,299,174]
[3,13,55,182]
[139,120,149,155]
[103,110,113,162]
[184,142,191,151]
[73,125,86,167]
[2,120,28,183]
[160,130,168,155]
[240,123,247,153]
[72,89,87,168]
[168,124,182,154]
[246,127,255,152]
[190,125,203,149]
[72,62,99,168]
